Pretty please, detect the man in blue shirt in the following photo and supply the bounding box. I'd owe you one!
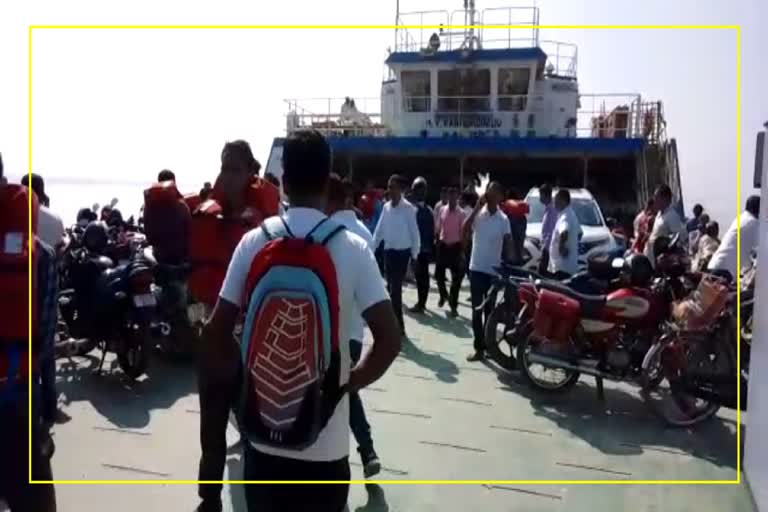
[408,177,435,314]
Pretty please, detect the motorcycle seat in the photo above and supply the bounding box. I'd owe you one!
[537,280,606,317]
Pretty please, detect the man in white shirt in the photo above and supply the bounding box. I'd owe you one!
[372,174,421,336]
[326,173,382,479]
[199,131,400,512]
[21,174,64,251]
[644,184,687,267]
[708,195,761,281]
[462,181,512,362]
[548,189,583,279]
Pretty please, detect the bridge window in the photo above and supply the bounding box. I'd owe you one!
[498,68,530,112]
[402,71,431,112]
[437,68,491,113]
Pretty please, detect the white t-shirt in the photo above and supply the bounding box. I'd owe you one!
[548,207,582,276]
[645,207,687,266]
[469,206,511,276]
[219,207,389,462]
[330,209,375,343]
[708,211,760,277]
[38,206,65,248]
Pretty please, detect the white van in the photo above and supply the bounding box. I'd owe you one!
[524,187,619,270]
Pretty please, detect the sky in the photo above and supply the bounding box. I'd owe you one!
[0,0,766,227]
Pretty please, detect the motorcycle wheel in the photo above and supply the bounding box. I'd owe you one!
[517,333,580,393]
[641,338,723,428]
[484,301,522,370]
[118,324,151,380]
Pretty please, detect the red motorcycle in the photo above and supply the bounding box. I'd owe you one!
[516,253,672,397]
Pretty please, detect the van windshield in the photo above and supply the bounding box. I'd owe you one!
[527,198,604,227]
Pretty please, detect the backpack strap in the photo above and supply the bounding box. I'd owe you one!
[305,218,345,246]
[261,216,294,241]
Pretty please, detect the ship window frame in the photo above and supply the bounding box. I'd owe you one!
[437,68,491,113]
[401,70,432,113]
[497,67,531,112]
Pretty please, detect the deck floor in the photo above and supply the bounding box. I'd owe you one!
[47,284,753,511]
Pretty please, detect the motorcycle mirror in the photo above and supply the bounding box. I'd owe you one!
[109,198,119,208]
[92,203,99,212]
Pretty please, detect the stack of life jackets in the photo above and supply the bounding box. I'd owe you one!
[188,176,280,306]
[0,184,39,394]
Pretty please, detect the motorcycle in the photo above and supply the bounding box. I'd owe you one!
[58,236,157,380]
[640,274,741,427]
[483,254,638,370]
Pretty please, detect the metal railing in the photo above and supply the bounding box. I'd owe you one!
[285,94,668,142]
[284,97,387,137]
[539,40,578,78]
[394,6,542,53]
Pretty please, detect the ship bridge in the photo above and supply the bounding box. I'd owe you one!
[267,3,684,226]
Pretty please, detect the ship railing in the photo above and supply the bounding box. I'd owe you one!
[575,93,644,139]
[477,6,540,49]
[285,97,386,137]
[539,40,578,79]
[394,6,542,53]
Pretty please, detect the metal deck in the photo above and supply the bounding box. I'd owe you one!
[49,285,753,511]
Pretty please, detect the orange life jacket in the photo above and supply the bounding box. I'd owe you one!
[188,177,279,306]
[0,184,39,385]
[501,199,530,219]
[144,181,190,265]
[184,193,202,213]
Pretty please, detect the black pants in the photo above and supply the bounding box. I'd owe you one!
[469,271,494,353]
[384,249,411,331]
[198,363,241,504]
[243,449,350,512]
[0,391,56,512]
[413,253,431,309]
[538,249,550,276]
[435,242,465,311]
[349,340,373,457]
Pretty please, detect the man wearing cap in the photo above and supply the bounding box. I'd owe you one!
[21,173,65,251]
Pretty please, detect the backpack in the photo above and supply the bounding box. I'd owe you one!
[0,184,39,390]
[237,216,347,450]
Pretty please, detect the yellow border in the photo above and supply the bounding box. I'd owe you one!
[28,24,742,486]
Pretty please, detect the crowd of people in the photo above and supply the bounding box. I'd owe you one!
[0,133,762,511]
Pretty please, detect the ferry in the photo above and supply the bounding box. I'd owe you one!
[265,1,684,231]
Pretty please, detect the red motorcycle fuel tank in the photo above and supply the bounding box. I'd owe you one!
[605,288,651,320]
[533,289,580,343]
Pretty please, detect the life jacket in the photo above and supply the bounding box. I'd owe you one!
[501,199,530,220]
[184,193,202,213]
[143,181,190,265]
[0,184,39,389]
[236,217,346,449]
[188,177,280,306]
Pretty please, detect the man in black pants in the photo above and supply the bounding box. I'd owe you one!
[199,131,401,512]
[408,177,435,314]
[435,187,467,318]
[462,182,512,362]
[373,174,421,335]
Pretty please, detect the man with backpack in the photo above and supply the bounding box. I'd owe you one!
[0,176,58,511]
[198,130,401,512]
